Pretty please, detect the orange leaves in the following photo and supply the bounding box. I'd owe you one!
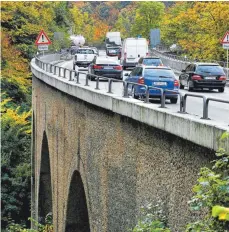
[161,2,229,60]
[93,21,109,42]
[1,31,31,96]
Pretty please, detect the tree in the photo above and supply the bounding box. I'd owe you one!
[114,4,137,38]
[131,2,165,39]
[161,2,229,61]
[186,132,229,231]
[1,31,31,106]
[1,99,31,227]
[69,5,95,43]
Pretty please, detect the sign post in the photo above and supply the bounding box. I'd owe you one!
[35,30,52,56]
[221,31,229,80]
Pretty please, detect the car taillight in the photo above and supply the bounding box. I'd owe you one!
[93,65,103,69]
[113,66,122,70]
[174,80,179,87]
[159,64,164,66]
[124,52,127,59]
[138,77,144,84]
[192,75,202,80]
[219,75,226,81]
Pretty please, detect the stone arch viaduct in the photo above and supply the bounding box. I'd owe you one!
[31,54,229,232]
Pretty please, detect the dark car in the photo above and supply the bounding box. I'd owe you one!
[125,66,179,103]
[106,47,121,57]
[179,63,226,92]
[88,57,123,80]
[138,56,163,66]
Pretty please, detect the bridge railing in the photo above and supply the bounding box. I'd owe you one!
[34,56,229,124]
[151,49,229,80]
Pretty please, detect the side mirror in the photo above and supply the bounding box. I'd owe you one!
[124,73,129,76]
[181,69,185,72]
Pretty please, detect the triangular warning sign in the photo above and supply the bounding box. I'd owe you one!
[221,31,229,44]
[35,30,52,45]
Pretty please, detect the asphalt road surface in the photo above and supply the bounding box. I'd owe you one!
[58,50,229,126]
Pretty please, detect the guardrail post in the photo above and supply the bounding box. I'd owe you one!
[182,94,187,113]
[160,89,166,108]
[63,68,67,78]
[58,67,61,77]
[50,64,52,73]
[123,82,129,98]
[95,76,100,90]
[202,96,208,119]
[46,64,48,72]
[85,74,89,86]
[54,66,57,75]
[107,79,113,93]
[69,70,72,81]
[179,94,183,113]
[145,86,149,103]
[76,72,80,84]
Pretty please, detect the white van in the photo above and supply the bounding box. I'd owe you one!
[121,38,149,70]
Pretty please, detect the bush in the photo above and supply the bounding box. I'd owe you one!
[131,202,171,232]
[186,132,229,231]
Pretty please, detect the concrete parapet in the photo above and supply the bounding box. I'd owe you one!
[31,58,229,152]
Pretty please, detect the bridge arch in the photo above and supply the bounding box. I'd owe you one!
[65,170,90,232]
[38,131,52,223]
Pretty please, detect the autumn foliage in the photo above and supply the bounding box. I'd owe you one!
[1,1,229,230]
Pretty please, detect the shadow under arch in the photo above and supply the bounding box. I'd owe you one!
[65,170,90,232]
[38,131,52,223]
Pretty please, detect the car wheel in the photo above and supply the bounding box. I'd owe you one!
[132,87,139,99]
[90,74,95,81]
[73,64,76,70]
[187,81,194,91]
[180,83,184,89]
[170,98,178,104]
[218,87,224,93]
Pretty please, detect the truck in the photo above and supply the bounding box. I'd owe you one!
[105,32,122,48]
[73,47,97,69]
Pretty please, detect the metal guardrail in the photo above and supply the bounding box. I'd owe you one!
[34,56,229,124]
[152,49,228,69]
[204,98,229,120]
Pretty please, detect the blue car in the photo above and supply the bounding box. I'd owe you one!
[124,66,179,103]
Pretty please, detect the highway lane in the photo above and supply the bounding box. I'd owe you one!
[58,50,229,126]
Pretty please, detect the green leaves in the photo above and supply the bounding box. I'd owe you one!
[161,2,229,60]
[186,133,229,231]
[131,202,171,232]
[131,2,165,39]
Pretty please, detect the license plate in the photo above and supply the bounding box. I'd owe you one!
[205,77,216,80]
[103,66,112,69]
[154,82,167,86]
[128,58,135,60]
[109,50,115,53]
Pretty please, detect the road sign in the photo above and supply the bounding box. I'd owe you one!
[38,45,49,51]
[221,32,229,80]
[35,30,52,45]
[223,44,229,49]
[221,31,229,44]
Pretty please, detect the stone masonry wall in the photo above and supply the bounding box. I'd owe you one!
[33,77,215,232]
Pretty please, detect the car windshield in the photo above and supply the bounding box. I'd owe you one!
[143,58,162,66]
[144,69,175,78]
[76,49,94,54]
[196,65,224,74]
